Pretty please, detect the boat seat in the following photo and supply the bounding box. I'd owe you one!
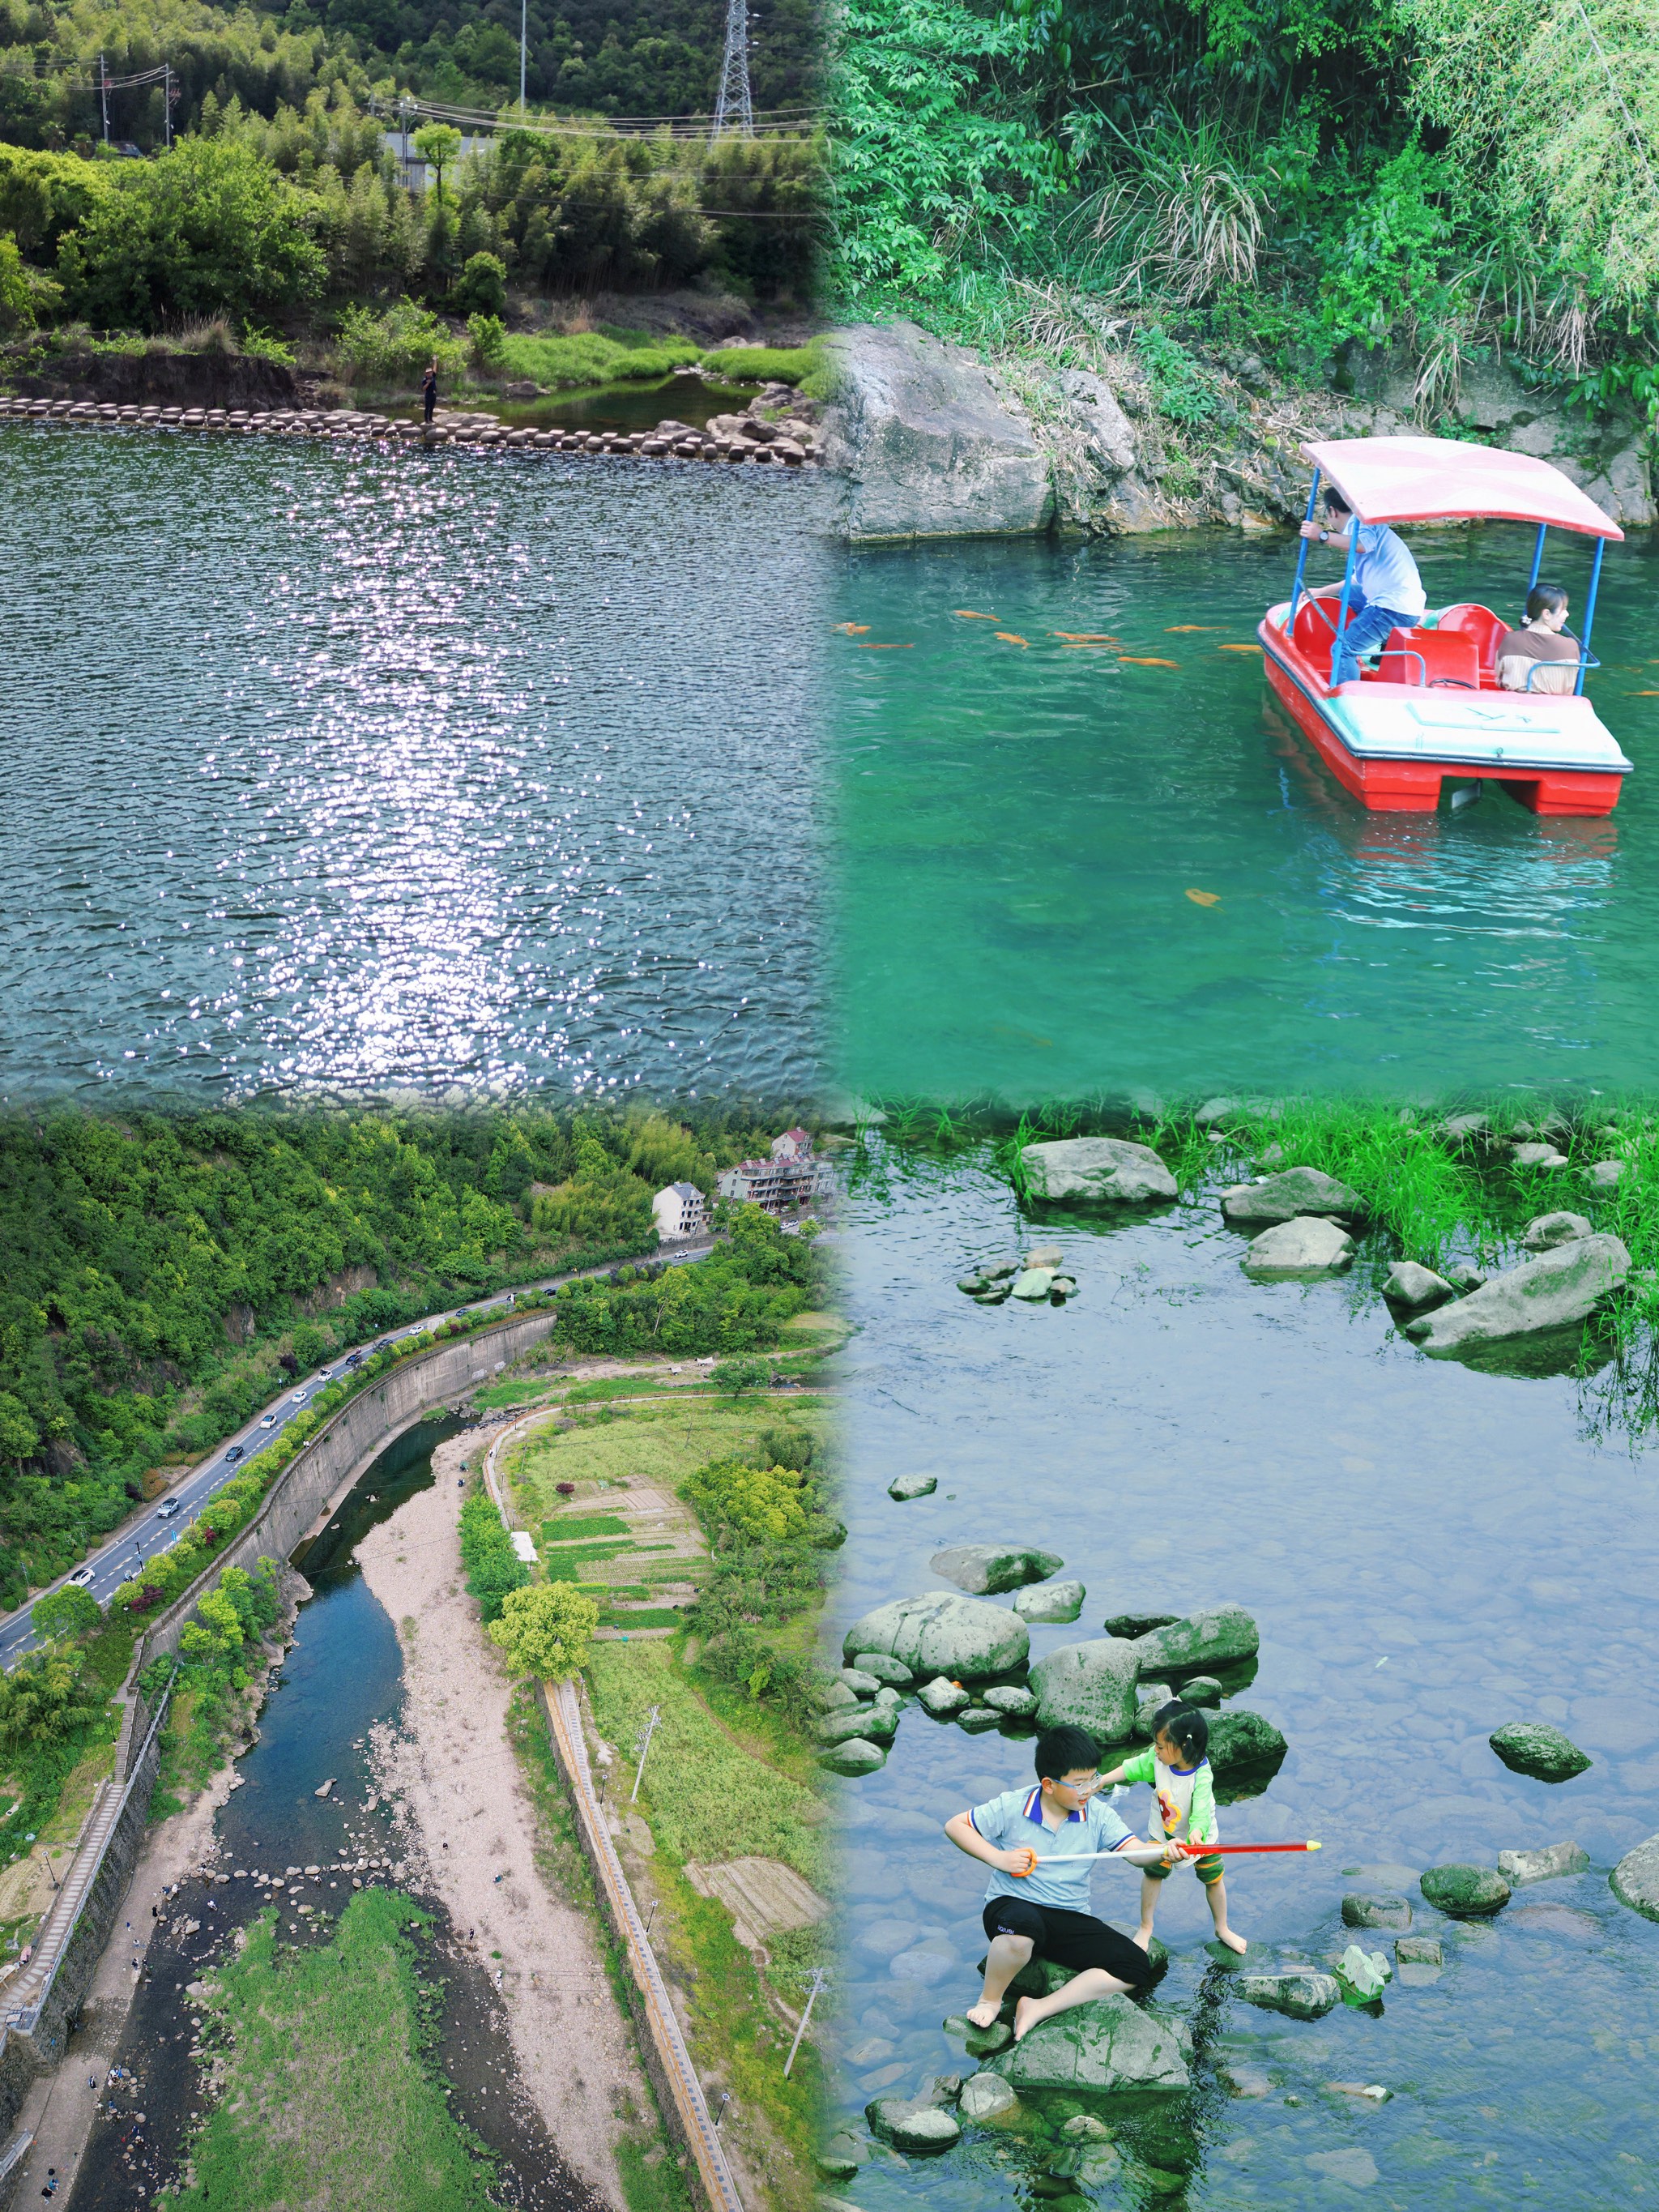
[1437,602,1510,680]
[1375,626,1482,690]
[1289,590,1358,661]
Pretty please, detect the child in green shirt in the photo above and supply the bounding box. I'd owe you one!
[1102,1702,1247,1955]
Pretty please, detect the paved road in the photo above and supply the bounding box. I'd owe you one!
[0,1241,718,1672]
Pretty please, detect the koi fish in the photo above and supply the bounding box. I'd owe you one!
[857,642,914,650]
[1120,656,1179,668]
[1051,632,1120,644]
[833,622,870,634]
[1185,889,1221,907]
[1218,643,1264,653]
[1166,625,1215,633]
[954,610,1000,620]
[996,632,1030,646]
[1634,689,1659,696]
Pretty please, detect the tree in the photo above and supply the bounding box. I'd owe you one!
[454,248,507,314]
[412,122,463,206]
[0,1646,104,1755]
[487,1582,598,1679]
[30,1586,102,1643]
[0,1394,36,1480]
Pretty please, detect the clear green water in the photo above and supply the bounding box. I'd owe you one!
[831,528,1659,1104]
[832,1147,1659,2206]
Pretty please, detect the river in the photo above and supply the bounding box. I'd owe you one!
[832,528,1659,1104]
[829,1144,1659,2207]
[1,427,827,1104]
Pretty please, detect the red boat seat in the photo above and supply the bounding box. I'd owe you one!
[1437,602,1509,679]
[1289,589,1358,662]
[1375,626,1481,690]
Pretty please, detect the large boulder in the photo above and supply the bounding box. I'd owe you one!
[1219,1169,1365,1227]
[1611,1834,1659,1920]
[1241,1217,1354,1277]
[1131,1605,1259,1675]
[985,1996,1189,2094]
[1489,1721,1592,1783]
[1403,1236,1630,1354]
[842,1592,1030,1680]
[1019,1138,1177,1206]
[1029,1638,1140,1742]
[930,1544,1064,1595]
[1421,1864,1511,1917]
[824,322,1053,543]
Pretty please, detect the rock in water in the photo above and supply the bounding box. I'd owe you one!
[1498,1841,1590,1885]
[982,1685,1038,1717]
[888,1473,937,1501]
[1219,1169,1365,1226]
[1489,1721,1593,1782]
[1030,1638,1141,1742]
[1179,1675,1222,1706]
[1611,1834,1659,1920]
[958,1707,1002,1734]
[1132,1604,1260,1672]
[842,1592,1030,1680]
[986,1995,1189,2092]
[930,1544,1064,1595]
[1522,1211,1593,1250]
[1018,1138,1178,1206]
[1394,1935,1441,1966]
[1421,1864,1511,1917]
[1206,1710,1287,1773]
[1011,1267,1056,1300]
[864,2096,962,2152]
[1234,1971,1340,2020]
[944,2013,1014,2056]
[917,1677,971,1718]
[840,1668,882,1697]
[1241,1217,1355,1276]
[821,1737,887,1776]
[1511,1142,1567,1167]
[1015,1579,1085,1624]
[817,1705,898,1746]
[1402,1235,1631,1354]
[1133,1684,1175,1738]
[1383,1260,1455,1309]
[957,2071,1019,2121]
[313,1779,335,1798]
[818,1679,859,1710]
[851,1651,915,1685]
[1342,1894,1411,1931]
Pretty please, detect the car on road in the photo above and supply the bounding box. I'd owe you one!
[259,1413,277,1428]
[290,1390,309,1403]
[224,1444,245,1464]
[316,1366,334,1380]
[343,1351,363,1370]
[66,1565,96,1589]
[156,1500,181,1520]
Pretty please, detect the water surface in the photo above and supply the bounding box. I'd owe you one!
[3,428,825,1102]
[831,1151,1659,2207]
[833,529,1659,1101]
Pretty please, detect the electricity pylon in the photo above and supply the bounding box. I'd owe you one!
[710,0,753,142]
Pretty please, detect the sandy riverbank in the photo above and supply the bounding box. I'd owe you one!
[356,1432,649,2206]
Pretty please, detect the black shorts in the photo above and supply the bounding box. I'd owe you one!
[982,1897,1153,1986]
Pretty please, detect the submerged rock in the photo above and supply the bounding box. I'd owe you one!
[930,1544,1064,1595]
[1015,1579,1085,1624]
[1242,1216,1354,1276]
[1103,1608,1181,1640]
[986,1995,1189,2093]
[864,2095,961,2152]
[1421,1864,1511,1917]
[888,1472,938,1501]
[1522,1211,1593,1250]
[1030,1638,1141,1741]
[1402,1235,1631,1354]
[1394,1934,1442,1967]
[1019,1136,1178,1206]
[1342,1894,1411,1931]
[1498,1840,1590,1885]
[1234,1971,1340,2020]
[821,1737,887,1776]
[1219,1168,1365,1227]
[1132,1605,1260,1674]
[957,2070,1019,2121]
[1383,1260,1455,1309]
[1489,1721,1593,1783]
[843,1592,1030,1680]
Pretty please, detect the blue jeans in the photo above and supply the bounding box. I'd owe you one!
[1333,596,1415,685]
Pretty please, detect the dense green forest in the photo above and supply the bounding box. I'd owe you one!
[830,0,1659,415]
[0,1102,805,1603]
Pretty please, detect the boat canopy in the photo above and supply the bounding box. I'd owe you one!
[1300,436,1623,540]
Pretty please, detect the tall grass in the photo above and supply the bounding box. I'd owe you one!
[495,329,701,389]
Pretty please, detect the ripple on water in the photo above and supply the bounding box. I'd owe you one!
[2,428,828,1100]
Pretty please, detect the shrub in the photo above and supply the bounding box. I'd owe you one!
[488,1582,598,1678]
[684,1455,808,1543]
[458,1491,528,1623]
[334,297,467,387]
[712,1356,774,1397]
[467,310,506,365]
[455,251,507,316]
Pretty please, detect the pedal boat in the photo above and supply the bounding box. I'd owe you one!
[1258,435,1631,815]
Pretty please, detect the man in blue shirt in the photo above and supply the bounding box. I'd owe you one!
[944,1725,1187,2040]
[1299,488,1427,685]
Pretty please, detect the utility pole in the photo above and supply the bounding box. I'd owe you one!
[709,0,753,142]
[163,60,173,151]
[783,1968,827,2077]
[519,0,528,114]
[629,1706,661,1804]
[98,50,109,144]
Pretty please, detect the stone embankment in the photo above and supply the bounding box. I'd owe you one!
[822,318,1656,542]
[0,391,823,468]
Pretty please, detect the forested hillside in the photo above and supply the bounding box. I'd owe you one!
[830,0,1659,416]
[0,1103,803,1603]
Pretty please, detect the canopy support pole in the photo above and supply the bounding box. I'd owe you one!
[1330,525,1360,691]
[1528,523,1546,593]
[1576,536,1606,695]
[1290,470,1320,629]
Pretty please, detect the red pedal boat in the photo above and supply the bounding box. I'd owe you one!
[1258,436,1631,816]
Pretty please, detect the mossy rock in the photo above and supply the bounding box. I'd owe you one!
[1421,1864,1511,1917]
[1489,1721,1592,1783]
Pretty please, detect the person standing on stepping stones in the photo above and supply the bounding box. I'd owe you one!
[943,1725,1188,2042]
[421,358,438,426]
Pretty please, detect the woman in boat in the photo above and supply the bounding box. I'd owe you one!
[1495,583,1580,695]
[1299,489,1427,682]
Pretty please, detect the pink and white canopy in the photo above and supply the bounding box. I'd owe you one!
[1302,436,1623,540]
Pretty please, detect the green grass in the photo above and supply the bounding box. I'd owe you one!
[495,329,702,390]
[156,1890,493,2212]
[702,343,819,386]
[539,1514,633,1540]
[507,1400,829,1528]
[599,1607,687,1629]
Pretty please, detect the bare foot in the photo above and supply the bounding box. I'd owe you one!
[965,1999,1000,2029]
[1012,1995,1040,2043]
[1132,1927,1154,1952]
[1214,1928,1247,1955]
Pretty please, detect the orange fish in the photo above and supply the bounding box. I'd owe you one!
[996,632,1030,646]
[1166,625,1215,633]
[857,641,914,650]
[1218,643,1264,653]
[954,610,1000,621]
[1051,632,1120,643]
[1121,656,1179,668]
[833,621,870,634]
[1634,689,1659,695]
[1185,889,1221,907]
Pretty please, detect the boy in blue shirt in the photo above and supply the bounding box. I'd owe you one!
[944,1725,1188,2041]
[1299,488,1427,684]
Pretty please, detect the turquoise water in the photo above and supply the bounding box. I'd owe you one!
[1,426,826,1103]
[832,528,1659,1104]
[830,1146,1659,2207]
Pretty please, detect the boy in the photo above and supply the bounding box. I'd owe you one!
[1299,487,1427,684]
[1102,1702,1247,1955]
[944,1724,1186,2042]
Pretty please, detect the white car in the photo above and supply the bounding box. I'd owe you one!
[289,1390,309,1404]
[66,1565,96,1589]
[316,1366,333,1380]
[259,1414,277,1428]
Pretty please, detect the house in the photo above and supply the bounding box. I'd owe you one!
[716,1135,834,1215]
[771,1127,813,1160]
[653,1181,708,1242]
